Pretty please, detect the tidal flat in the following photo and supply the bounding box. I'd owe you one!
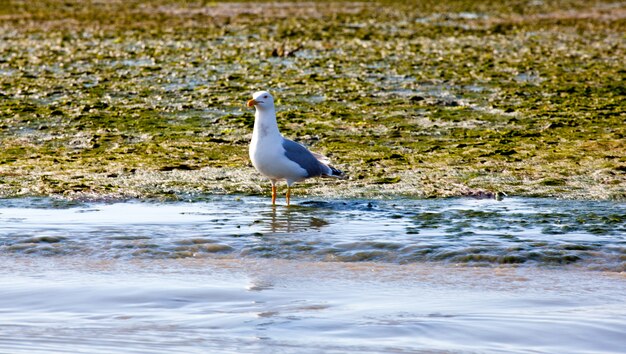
[2,3,625,352]
[0,0,624,200]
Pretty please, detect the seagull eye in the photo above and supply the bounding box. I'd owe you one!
[264,95,268,98]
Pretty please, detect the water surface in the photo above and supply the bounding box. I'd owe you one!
[2,197,624,270]
[0,196,625,353]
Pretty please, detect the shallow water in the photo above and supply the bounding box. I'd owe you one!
[1,196,625,353]
[2,197,624,270]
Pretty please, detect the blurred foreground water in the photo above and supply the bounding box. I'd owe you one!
[0,197,625,353]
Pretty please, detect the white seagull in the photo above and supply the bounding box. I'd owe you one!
[247,90,343,205]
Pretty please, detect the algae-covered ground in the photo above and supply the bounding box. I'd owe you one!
[0,0,624,200]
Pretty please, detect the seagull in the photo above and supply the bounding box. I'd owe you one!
[247,90,343,206]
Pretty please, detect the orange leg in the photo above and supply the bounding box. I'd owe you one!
[271,185,277,205]
[286,186,291,206]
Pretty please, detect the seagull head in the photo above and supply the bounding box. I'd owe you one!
[247,91,274,110]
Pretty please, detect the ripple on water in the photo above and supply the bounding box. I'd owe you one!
[0,197,624,271]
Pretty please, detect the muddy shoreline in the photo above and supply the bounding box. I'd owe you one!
[1,0,625,200]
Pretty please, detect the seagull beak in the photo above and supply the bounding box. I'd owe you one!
[246,99,258,107]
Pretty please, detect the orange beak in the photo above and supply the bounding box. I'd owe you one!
[246,99,257,107]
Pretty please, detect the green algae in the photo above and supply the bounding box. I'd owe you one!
[0,0,625,200]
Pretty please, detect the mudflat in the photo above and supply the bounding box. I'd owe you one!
[0,0,624,200]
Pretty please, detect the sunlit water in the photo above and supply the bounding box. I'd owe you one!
[1,196,625,353]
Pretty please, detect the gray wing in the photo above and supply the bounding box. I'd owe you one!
[282,139,328,177]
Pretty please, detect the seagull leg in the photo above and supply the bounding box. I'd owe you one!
[271,184,277,205]
[286,186,291,206]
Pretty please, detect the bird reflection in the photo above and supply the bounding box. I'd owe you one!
[261,205,330,233]
[246,278,274,292]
